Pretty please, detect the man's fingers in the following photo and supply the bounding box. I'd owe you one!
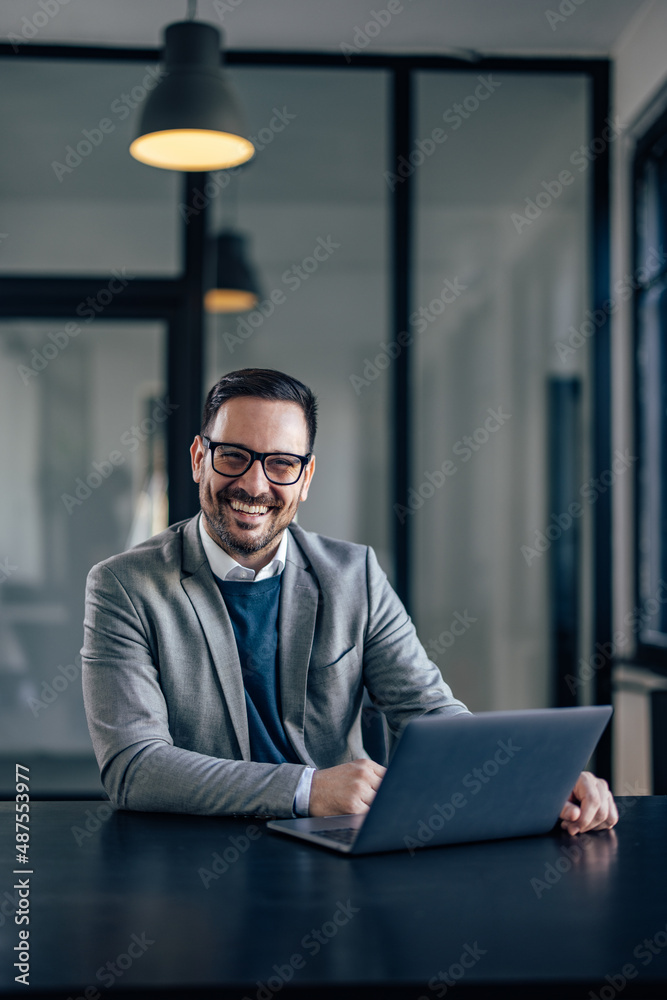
[593,789,619,830]
[367,762,387,787]
[574,774,603,830]
[605,795,619,828]
[357,784,378,810]
[354,761,386,806]
[560,803,581,835]
[561,772,618,834]
[581,775,616,831]
[309,759,387,816]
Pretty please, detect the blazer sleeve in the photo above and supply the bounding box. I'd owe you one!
[81,562,308,817]
[361,546,471,737]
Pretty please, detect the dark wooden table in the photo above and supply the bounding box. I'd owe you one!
[0,797,666,998]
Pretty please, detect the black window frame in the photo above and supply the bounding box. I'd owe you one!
[633,104,667,674]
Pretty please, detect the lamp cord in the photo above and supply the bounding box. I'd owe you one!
[186,0,197,20]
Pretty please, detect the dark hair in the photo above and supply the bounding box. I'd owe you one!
[201,368,318,453]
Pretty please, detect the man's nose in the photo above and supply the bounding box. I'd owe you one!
[235,458,272,495]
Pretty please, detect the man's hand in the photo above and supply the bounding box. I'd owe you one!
[559,771,618,835]
[309,759,387,817]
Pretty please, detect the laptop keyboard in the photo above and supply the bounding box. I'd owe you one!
[312,827,358,845]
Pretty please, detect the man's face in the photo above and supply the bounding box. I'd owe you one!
[190,396,315,567]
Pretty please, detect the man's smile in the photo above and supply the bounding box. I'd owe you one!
[228,498,271,516]
[220,491,285,529]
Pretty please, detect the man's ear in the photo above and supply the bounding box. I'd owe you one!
[299,453,315,501]
[190,436,205,483]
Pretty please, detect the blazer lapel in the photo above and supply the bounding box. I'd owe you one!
[278,529,319,766]
[181,516,250,760]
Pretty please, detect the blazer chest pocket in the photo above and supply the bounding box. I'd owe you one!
[308,644,360,682]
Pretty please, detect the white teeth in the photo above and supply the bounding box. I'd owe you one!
[229,499,269,515]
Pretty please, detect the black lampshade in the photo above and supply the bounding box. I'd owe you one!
[204,231,261,313]
[130,21,254,171]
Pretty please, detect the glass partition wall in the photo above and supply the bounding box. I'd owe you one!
[0,48,607,791]
[0,320,167,758]
[205,67,392,570]
[412,72,590,713]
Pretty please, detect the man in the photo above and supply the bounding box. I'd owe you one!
[82,368,617,833]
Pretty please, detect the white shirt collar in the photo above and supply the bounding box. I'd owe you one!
[198,513,289,582]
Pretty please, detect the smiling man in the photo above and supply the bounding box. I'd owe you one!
[194,393,315,571]
[82,368,617,833]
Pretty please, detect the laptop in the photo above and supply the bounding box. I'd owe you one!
[266,706,613,855]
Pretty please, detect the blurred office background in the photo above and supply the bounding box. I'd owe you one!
[0,0,666,797]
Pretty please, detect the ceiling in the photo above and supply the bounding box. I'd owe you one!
[0,0,652,56]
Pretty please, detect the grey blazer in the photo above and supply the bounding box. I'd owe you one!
[82,515,469,817]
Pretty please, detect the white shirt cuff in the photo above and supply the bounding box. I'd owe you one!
[293,767,315,816]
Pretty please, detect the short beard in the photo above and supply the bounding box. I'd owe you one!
[200,481,294,557]
[202,504,285,555]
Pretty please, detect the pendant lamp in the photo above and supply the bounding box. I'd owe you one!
[204,231,261,313]
[130,20,254,171]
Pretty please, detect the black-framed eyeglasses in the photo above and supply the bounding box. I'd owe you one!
[202,437,312,485]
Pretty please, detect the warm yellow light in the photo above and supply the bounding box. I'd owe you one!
[130,129,254,171]
[204,288,259,313]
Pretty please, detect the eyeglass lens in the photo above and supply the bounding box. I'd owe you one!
[212,445,303,483]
